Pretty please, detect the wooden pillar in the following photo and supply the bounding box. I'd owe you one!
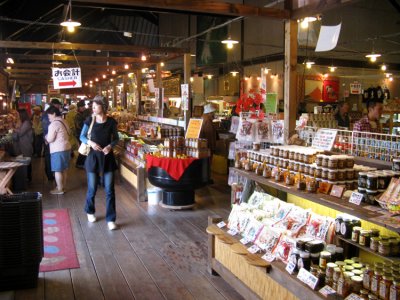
[112,78,117,108]
[284,20,298,144]
[136,70,142,116]
[183,53,191,129]
[156,63,163,117]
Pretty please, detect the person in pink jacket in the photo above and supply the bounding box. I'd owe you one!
[45,106,71,194]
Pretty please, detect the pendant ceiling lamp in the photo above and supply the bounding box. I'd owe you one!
[221,37,239,49]
[60,0,81,33]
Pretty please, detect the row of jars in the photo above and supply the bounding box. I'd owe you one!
[315,154,355,169]
[250,156,358,182]
[184,138,208,149]
[358,170,400,191]
[269,146,319,164]
[160,147,209,158]
[363,262,400,300]
[163,136,185,148]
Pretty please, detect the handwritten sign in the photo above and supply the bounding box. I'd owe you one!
[312,129,338,151]
[319,285,337,297]
[286,261,297,274]
[297,268,319,290]
[227,228,238,236]
[185,118,203,139]
[330,185,345,198]
[52,67,82,89]
[240,237,250,245]
[264,93,278,114]
[349,192,364,205]
[262,253,275,262]
[247,245,260,254]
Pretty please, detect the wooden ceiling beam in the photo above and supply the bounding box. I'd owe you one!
[291,0,362,20]
[7,63,153,69]
[0,40,187,54]
[2,54,162,63]
[72,0,289,19]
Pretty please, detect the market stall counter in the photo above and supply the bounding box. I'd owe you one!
[146,154,209,209]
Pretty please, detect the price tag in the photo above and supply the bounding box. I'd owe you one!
[285,261,297,275]
[349,192,364,205]
[227,229,238,236]
[330,185,345,198]
[217,221,226,228]
[297,268,319,290]
[240,238,250,245]
[247,245,260,254]
[319,285,337,297]
[261,253,275,262]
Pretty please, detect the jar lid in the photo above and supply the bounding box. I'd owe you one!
[320,251,331,256]
[351,276,363,282]
[344,259,355,265]
[352,263,363,269]
[344,265,355,271]
[366,189,378,193]
[335,247,344,253]
[367,173,379,178]
[352,226,362,232]
[353,269,363,276]
[299,251,310,258]
[344,271,355,278]
[329,157,338,161]
[335,261,345,267]
[334,267,341,272]
[360,230,371,235]
[310,252,320,258]
[327,262,337,268]
[358,172,368,176]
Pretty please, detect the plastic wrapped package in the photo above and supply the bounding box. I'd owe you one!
[242,218,264,242]
[273,236,296,263]
[254,227,282,253]
[273,206,311,237]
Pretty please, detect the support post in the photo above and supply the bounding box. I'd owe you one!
[283,20,298,144]
[183,53,191,130]
[207,215,222,276]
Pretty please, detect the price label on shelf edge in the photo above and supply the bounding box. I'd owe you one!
[349,191,363,206]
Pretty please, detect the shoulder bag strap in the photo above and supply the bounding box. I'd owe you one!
[54,120,70,136]
[87,116,95,140]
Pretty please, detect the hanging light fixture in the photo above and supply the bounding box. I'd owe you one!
[230,71,239,77]
[221,37,239,49]
[298,16,318,29]
[6,57,14,64]
[60,0,81,33]
[141,54,147,61]
[304,60,315,69]
[54,51,65,57]
[381,64,387,71]
[329,66,337,72]
[366,52,381,62]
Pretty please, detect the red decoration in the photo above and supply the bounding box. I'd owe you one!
[235,88,266,117]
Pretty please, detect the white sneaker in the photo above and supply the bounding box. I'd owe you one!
[107,222,117,230]
[87,214,97,223]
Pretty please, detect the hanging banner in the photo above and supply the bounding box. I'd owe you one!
[181,84,189,111]
[52,67,82,89]
[260,68,268,104]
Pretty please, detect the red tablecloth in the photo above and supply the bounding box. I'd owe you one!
[146,155,197,181]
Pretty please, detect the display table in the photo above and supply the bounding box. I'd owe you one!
[0,161,24,194]
[146,155,209,209]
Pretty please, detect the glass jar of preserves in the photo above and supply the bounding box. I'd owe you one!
[319,251,331,269]
[328,170,338,181]
[297,251,311,271]
[363,265,373,290]
[318,269,326,288]
[322,168,329,180]
[337,273,351,297]
[359,230,371,247]
[358,172,368,188]
[310,252,320,266]
[335,216,343,235]
[346,169,355,180]
[304,164,310,175]
[346,156,355,168]
[341,218,353,239]
[333,267,342,282]
[367,173,379,190]
[316,154,324,167]
[393,159,400,171]
[299,163,305,173]
[371,237,381,252]
[337,169,346,181]
[328,157,338,169]
[288,151,295,160]
[352,226,362,243]
[352,276,363,294]
[315,167,322,178]
[322,156,330,168]
[337,156,346,169]
[379,241,391,256]
[293,162,299,172]
[366,189,379,205]
[379,275,393,300]
[390,280,400,300]
[371,270,383,296]
[326,262,337,278]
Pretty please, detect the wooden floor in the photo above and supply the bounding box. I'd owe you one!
[0,156,243,300]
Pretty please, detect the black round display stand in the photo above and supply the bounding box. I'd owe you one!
[147,157,210,209]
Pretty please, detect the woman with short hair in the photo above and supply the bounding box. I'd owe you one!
[45,106,71,194]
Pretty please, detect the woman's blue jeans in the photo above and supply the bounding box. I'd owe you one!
[84,171,116,222]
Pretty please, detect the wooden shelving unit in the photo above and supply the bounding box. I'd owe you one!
[231,167,400,234]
